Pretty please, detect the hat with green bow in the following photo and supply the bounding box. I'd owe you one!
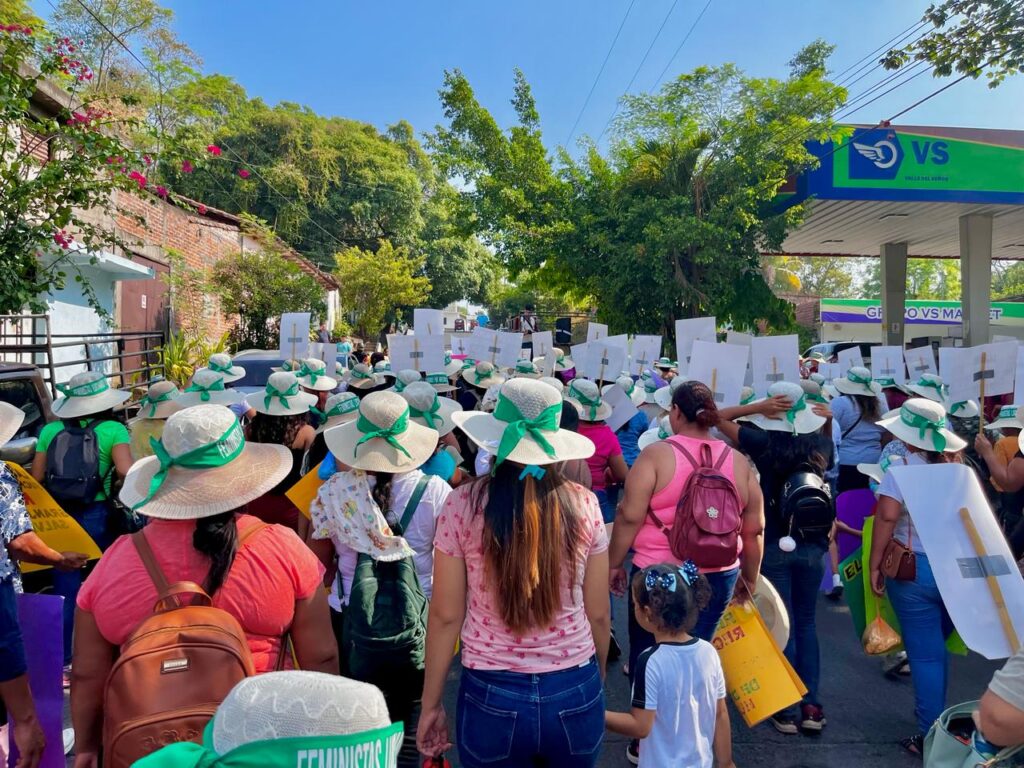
[877,397,966,453]
[988,403,1024,432]
[178,369,243,408]
[316,392,361,431]
[344,363,384,390]
[833,366,882,397]
[132,380,183,421]
[196,353,246,384]
[389,369,423,394]
[245,372,318,417]
[535,348,574,373]
[118,404,293,519]
[399,381,462,437]
[745,381,828,435]
[52,371,131,418]
[654,375,686,411]
[323,390,437,472]
[638,415,672,451]
[603,374,645,407]
[452,378,595,468]
[461,360,506,390]
[511,358,541,379]
[566,378,613,422]
[906,373,948,404]
[295,358,338,392]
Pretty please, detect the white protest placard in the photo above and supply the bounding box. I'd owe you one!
[578,342,627,383]
[603,384,641,432]
[993,334,1018,344]
[837,346,864,375]
[587,322,609,342]
[413,308,445,337]
[904,345,937,380]
[279,313,311,361]
[750,335,800,396]
[1015,346,1024,405]
[450,335,471,358]
[675,317,717,373]
[387,333,444,373]
[687,341,749,407]
[726,330,753,348]
[603,334,629,352]
[630,335,662,376]
[531,331,554,361]
[945,341,1017,405]
[870,346,906,385]
[470,329,522,369]
[893,463,1024,659]
[817,362,840,384]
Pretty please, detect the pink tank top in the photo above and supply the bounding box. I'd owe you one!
[632,434,741,572]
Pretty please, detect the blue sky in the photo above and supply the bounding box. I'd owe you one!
[37,0,1024,150]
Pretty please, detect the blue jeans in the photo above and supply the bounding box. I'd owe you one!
[593,489,615,524]
[457,658,605,767]
[887,553,953,736]
[627,565,738,685]
[52,501,111,665]
[0,577,26,683]
[761,540,825,712]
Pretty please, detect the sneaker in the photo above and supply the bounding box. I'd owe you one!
[62,664,72,690]
[626,739,639,765]
[770,713,799,735]
[608,632,622,663]
[826,584,844,602]
[800,703,827,732]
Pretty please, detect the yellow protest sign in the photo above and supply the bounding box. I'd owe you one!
[713,602,807,727]
[5,462,102,573]
[285,463,325,520]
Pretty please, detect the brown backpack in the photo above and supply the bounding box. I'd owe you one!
[101,524,267,768]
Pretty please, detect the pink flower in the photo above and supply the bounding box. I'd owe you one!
[128,170,147,189]
[206,145,222,156]
[238,169,250,179]
[155,186,168,198]
[181,160,194,174]
[143,154,152,166]
[197,204,208,215]
[53,230,73,249]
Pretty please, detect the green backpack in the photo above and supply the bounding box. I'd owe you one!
[343,475,430,682]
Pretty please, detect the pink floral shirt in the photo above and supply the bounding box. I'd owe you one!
[434,480,608,673]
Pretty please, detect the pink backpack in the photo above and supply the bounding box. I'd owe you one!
[645,441,742,568]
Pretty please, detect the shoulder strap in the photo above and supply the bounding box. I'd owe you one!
[237,521,270,548]
[713,443,730,470]
[132,530,169,594]
[399,475,430,533]
[667,439,700,471]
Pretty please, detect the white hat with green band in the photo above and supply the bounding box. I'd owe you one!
[316,392,361,432]
[246,372,318,417]
[373,360,395,380]
[461,360,506,390]
[988,403,1024,432]
[119,404,293,519]
[638,415,672,451]
[323,390,438,473]
[453,378,595,468]
[178,369,243,408]
[903,372,979,417]
[132,380,183,421]
[534,348,573,373]
[389,369,423,393]
[345,363,384,390]
[442,351,463,378]
[399,381,462,437]
[832,366,882,397]
[195,353,246,384]
[877,398,966,453]
[425,370,457,393]
[744,381,828,435]
[654,375,686,411]
[295,358,338,392]
[603,374,645,407]
[51,371,131,418]
[511,358,542,379]
[539,375,564,394]
[0,401,25,449]
[566,378,613,422]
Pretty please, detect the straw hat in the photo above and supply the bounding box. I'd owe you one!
[373,360,395,380]
[119,404,293,518]
[638,415,671,451]
[535,349,573,373]
[399,381,462,437]
[539,376,564,394]
[344,363,384,390]
[272,359,302,373]
[654,376,686,411]
[948,399,980,419]
[51,371,130,419]
[905,373,947,403]
[877,398,966,453]
[511,358,541,379]
[453,378,595,467]
[441,353,463,378]
[799,379,830,404]
[390,369,423,393]
[317,392,361,432]
[246,372,318,417]
[641,373,662,405]
[196,353,245,384]
[424,371,457,394]
[178,369,243,408]
[480,382,503,413]
[739,386,757,406]
[461,361,506,390]
[603,374,645,407]
[295,358,338,392]
[857,453,908,485]
[752,575,790,650]
[566,379,613,422]
[324,391,438,473]
[809,372,826,387]
[654,357,677,372]
[745,381,828,435]
[988,403,1024,432]
[832,366,882,397]
[0,401,25,448]
[133,380,184,421]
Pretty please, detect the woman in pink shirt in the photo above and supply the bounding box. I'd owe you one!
[567,379,628,526]
[417,379,611,767]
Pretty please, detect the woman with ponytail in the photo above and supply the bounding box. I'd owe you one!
[417,379,610,767]
[70,406,337,768]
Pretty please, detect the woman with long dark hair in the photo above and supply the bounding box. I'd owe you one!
[830,367,886,493]
[417,379,610,767]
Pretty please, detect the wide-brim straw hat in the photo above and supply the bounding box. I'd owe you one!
[296,358,338,392]
[424,372,457,394]
[638,416,671,451]
[799,379,830,404]
[535,350,573,372]
[345,364,385,390]
[539,376,565,395]
[905,373,948,403]
[272,359,303,374]
[324,391,438,473]
[877,398,966,453]
[654,357,677,371]
[654,377,685,411]
[0,401,25,448]
[566,379,613,422]
[443,354,463,378]
[856,454,909,485]
[752,575,790,650]
[461,361,506,390]
[119,404,293,519]
[400,382,462,437]
[745,381,828,435]
[196,353,245,384]
[132,380,184,421]
[832,366,882,397]
[316,392,361,433]
[948,399,980,419]
[453,378,595,466]
[603,376,645,407]
[510,359,542,379]
[390,369,424,393]
[988,404,1024,432]
[52,371,131,419]
[246,371,318,417]
[178,369,243,408]
[373,362,396,380]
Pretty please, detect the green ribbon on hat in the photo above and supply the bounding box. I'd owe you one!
[644,380,658,395]
[568,382,602,420]
[492,395,561,470]
[657,423,670,440]
[806,392,828,404]
[1001,405,1019,420]
[57,377,110,398]
[297,362,320,386]
[138,389,175,418]
[847,370,875,392]
[325,396,359,419]
[392,379,408,393]
[350,367,373,380]
[515,361,536,374]
[899,404,947,452]
[950,401,970,416]
[409,392,442,430]
[785,395,807,429]
[207,358,236,376]
[280,359,296,372]
[444,352,453,365]
[875,377,896,388]
[739,391,756,406]
[134,420,244,510]
[263,379,301,410]
[914,377,944,399]
[621,380,636,396]
[473,366,495,385]
[185,377,226,402]
[354,407,413,460]
[426,372,449,387]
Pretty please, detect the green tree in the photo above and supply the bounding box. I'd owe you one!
[334,240,431,339]
[862,258,962,299]
[765,255,857,297]
[211,249,326,350]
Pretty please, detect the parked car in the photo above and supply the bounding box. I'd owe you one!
[802,341,880,365]
[0,362,56,466]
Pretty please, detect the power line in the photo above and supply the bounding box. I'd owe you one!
[564,0,638,147]
[650,0,714,90]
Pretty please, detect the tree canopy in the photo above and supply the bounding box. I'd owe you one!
[334,240,431,339]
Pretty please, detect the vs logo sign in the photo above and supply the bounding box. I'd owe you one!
[848,128,949,180]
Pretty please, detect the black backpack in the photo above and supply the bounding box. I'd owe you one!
[44,419,111,506]
[778,468,834,543]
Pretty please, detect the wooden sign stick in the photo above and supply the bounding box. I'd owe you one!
[290,322,297,364]
[960,506,1020,653]
[413,338,420,372]
[980,351,987,432]
[711,368,718,400]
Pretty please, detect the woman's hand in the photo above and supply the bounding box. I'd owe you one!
[759,395,793,419]
[975,432,994,458]
[609,566,628,597]
[72,753,98,768]
[811,403,832,420]
[416,704,451,758]
[56,552,89,571]
[869,567,886,597]
[13,712,44,768]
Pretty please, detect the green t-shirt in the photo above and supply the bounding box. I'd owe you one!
[37,419,130,500]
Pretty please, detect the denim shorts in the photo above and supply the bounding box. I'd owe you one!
[457,657,605,767]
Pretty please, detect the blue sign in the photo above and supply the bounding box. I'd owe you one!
[848,128,904,180]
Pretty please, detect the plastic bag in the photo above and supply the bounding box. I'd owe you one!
[863,613,901,655]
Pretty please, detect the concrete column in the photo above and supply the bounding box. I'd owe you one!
[880,242,908,347]
[960,213,994,346]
